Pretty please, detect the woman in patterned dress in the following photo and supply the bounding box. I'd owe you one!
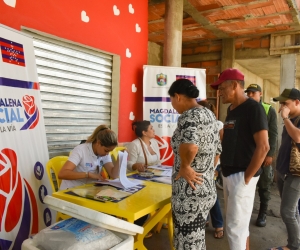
[168,79,222,250]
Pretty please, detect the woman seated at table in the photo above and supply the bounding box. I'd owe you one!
[127,120,161,172]
[58,124,119,190]
[126,120,164,236]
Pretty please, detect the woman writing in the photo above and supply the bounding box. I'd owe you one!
[127,120,161,172]
[168,79,221,249]
[58,125,119,190]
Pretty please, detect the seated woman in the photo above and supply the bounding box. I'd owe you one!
[126,120,162,236]
[58,125,119,190]
[127,120,161,172]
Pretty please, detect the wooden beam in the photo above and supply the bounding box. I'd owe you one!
[183,0,230,38]
[182,52,221,63]
[198,0,271,14]
[286,0,300,25]
[235,48,270,59]
[182,48,271,63]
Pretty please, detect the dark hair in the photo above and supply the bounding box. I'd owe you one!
[198,100,216,115]
[86,124,118,147]
[132,120,151,137]
[168,79,199,98]
[237,80,245,88]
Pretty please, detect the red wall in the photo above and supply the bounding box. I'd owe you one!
[0,0,148,142]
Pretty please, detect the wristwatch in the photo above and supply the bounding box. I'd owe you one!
[283,117,289,121]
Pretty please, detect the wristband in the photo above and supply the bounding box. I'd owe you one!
[283,117,289,121]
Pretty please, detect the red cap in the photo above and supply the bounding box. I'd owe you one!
[210,68,244,90]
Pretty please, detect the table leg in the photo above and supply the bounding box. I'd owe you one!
[155,221,163,233]
[134,203,171,250]
[167,210,174,250]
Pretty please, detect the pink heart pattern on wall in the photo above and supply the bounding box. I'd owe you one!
[2,0,147,143]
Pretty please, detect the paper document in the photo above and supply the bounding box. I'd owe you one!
[72,185,131,202]
[148,165,173,177]
[96,151,140,189]
[152,177,172,185]
[147,165,172,170]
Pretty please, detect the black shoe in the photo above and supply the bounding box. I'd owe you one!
[256,213,267,227]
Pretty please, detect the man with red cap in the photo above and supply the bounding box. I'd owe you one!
[210,68,269,250]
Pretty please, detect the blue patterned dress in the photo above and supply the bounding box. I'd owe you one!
[171,107,222,250]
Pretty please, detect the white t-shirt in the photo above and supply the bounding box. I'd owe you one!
[127,138,161,171]
[60,143,112,190]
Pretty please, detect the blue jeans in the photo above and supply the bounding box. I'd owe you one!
[208,197,223,228]
[277,172,300,250]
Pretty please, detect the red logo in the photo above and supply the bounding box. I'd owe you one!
[0,148,38,249]
[20,95,40,130]
[155,135,174,166]
[22,95,36,116]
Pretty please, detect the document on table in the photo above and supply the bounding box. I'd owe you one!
[96,151,141,189]
[151,176,172,185]
[71,185,132,202]
[148,165,173,177]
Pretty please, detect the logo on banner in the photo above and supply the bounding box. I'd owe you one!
[156,73,167,86]
[0,148,39,249]
[0,95,40,132]
[20,95,40,130]
[176,75,196,85]
[149,108,179,125]
[155,135,174,166]
[0,37,26,67]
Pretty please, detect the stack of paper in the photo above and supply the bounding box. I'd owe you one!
[147,165,172,177]
[96,151,141,189]
[71,185,131,202]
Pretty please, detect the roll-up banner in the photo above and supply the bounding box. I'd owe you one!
[0,24,51,250]
[143,65,206,166]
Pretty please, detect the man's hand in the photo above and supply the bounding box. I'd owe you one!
[279,104,290,118]
[263,156,273,167]
[244,173,251,185]
[175,166,203,190]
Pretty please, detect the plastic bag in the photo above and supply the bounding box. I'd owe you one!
[32,218,122,250]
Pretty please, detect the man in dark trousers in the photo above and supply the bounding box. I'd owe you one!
[210,68,269,250]
[245,84,278,227]
[270,88,300,250]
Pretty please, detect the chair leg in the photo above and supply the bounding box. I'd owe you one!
[155,216,168,233]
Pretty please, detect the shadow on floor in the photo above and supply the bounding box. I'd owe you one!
[144,184,287,250]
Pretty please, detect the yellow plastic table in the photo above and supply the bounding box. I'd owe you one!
[51,180,173,250]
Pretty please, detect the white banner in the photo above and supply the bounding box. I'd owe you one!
[143,65,206,165]
[0,24,51,250]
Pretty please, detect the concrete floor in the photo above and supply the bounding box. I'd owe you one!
[144,183,288,250]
